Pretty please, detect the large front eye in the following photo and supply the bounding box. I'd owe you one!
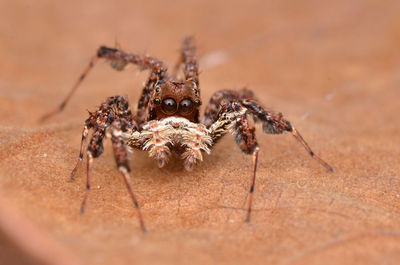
[179,99,194,115]
[161,98,177,114]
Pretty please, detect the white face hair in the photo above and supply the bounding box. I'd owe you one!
[123,117,220,170]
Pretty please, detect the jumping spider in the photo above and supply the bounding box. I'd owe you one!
[41,37,333,232]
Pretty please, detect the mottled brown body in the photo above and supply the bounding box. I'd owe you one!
[41,37,333,233]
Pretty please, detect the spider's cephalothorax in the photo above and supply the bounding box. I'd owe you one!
[41,37,333,233]
[148,79,201,122]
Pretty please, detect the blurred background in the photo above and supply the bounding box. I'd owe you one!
[0,0,399,264]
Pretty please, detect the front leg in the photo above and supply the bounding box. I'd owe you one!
[240,98,333,172]
[208,101,259,222]
[201,88,254,127]
[206,89,333,221]
[206,90,333,171]
[69,96,146,232]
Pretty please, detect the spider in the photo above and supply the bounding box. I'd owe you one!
[41,37,333,233]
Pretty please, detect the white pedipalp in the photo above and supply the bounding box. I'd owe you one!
[124,117,215,170]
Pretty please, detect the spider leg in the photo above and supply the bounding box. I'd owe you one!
[169,37,200,93]
[110,120,146,233]
[80,128,106,214]
[229,102,260,222]
[291,127,333,172]
[205,89,333,221]
[39,56,99,122]
[80,152,94,214]
[208,101,259,221]
[205,90,333,171]
[246,149,259,222]
[182,37,199,84]
[40,46,167,122]
[202,88,254,127]
[70,125,89,180]
[171,46,184,79]
[70,96,146,232]
[240,99,333,172]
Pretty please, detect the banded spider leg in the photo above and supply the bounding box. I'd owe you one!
[206,89,333,221]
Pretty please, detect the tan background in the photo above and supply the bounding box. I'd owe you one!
[1,0,400,264]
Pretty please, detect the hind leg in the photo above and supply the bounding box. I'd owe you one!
[40,46,167,122]
[172,37,199,84]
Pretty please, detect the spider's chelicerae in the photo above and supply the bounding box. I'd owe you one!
[41,37,333,232]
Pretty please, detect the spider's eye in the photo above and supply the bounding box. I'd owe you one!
[179,99,194,115]
[161,98,177,114]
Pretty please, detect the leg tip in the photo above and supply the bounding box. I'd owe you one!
[70,174,75,181]
[329,166,334,172]
[245,215,251,222]
[80,208,85,214]
[141,227,148,234]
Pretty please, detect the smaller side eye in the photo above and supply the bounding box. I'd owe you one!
[155,80,164,92]
[161,98,177,114]
[179,99,194,115]
[154,98,161,105]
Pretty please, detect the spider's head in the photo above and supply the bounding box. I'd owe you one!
[150,79,201,122]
